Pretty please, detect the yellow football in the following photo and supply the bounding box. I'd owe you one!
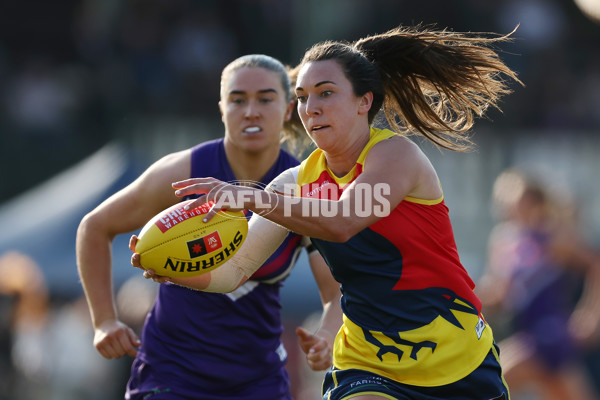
[135,200,248,278]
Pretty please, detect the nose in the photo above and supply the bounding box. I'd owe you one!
[244,99,260,118]
[303,96,321,116]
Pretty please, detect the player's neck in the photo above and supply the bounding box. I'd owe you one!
[224,142,280,183]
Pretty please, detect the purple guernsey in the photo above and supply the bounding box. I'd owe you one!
[126,138,304,400]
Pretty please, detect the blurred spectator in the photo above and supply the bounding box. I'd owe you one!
[0,251,50,398]
[166,10,237,75]
[478,169,600,400]
[0,56,97,201]
[165,8,238,115]
[4,57,77,140]
[497,0,566,50]
[0,288,14,399]
[0,252,139,399]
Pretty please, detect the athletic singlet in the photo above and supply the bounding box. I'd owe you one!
[296,127,494,387]
[127,138,304,399]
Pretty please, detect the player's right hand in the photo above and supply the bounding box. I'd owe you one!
[94,319,141,359]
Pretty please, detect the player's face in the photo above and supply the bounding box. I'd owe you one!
[295,59,371,154]
[220,67,293,154]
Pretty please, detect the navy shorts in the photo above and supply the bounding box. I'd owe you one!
[126,358,293,400]
[323,344,509,400]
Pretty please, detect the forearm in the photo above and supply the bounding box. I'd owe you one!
[317,298,343,340]
[76,223,118,328]
[174,175,389,241]
[248,190,364,242]
[307,248,343,341]
[169,255,248,293]
[169,214,289,292]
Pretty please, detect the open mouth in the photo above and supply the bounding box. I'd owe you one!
[242,126,261,135]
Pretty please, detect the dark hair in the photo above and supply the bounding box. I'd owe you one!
[298,25,523,151]
[221,54,309,155]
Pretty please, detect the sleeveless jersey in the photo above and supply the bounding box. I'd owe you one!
[296,127,494,387]
[128,138,303,399]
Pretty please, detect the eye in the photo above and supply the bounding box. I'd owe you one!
[296,95,307,103]
[230,98,244,104]
[259,97,274,104]
[320,90,332,98]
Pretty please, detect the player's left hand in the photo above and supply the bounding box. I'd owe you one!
[296,326,334,371]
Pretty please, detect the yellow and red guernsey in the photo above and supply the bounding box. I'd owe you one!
[296,127,493,386]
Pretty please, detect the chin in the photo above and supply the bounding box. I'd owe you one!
[311,135,334,151]
[242,140,276,154]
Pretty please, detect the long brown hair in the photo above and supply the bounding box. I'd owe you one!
[298,25,523,151]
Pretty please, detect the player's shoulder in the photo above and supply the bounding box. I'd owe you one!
[190,137,223,153]
[373,132,418,152]
[141,147,193,187]
[277,146,301,167]
[153,148,192,171]
[367,134,422,170]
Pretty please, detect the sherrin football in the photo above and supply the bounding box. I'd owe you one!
[135,200,248,278]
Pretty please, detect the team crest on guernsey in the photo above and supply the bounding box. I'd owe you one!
[186,231,223,258]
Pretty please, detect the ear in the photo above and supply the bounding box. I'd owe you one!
[218,100,225,121]
[284,100,295,122]
[358,91,373,115]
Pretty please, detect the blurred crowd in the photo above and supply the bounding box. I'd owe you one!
[0,0,599,202]
[1,0,600,399]
[0,251,158,399]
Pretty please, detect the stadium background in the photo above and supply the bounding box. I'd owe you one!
[0,0,599,398]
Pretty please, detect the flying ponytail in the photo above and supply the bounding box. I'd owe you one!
[299,24,523,151]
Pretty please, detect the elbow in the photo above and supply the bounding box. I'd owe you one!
[318,222,358,243]
[328,231,353,243]
[77,212,96,240]
[77,211,116,245]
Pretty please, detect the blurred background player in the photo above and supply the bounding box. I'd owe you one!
[478,168,600,400]
[76,54,342,399]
